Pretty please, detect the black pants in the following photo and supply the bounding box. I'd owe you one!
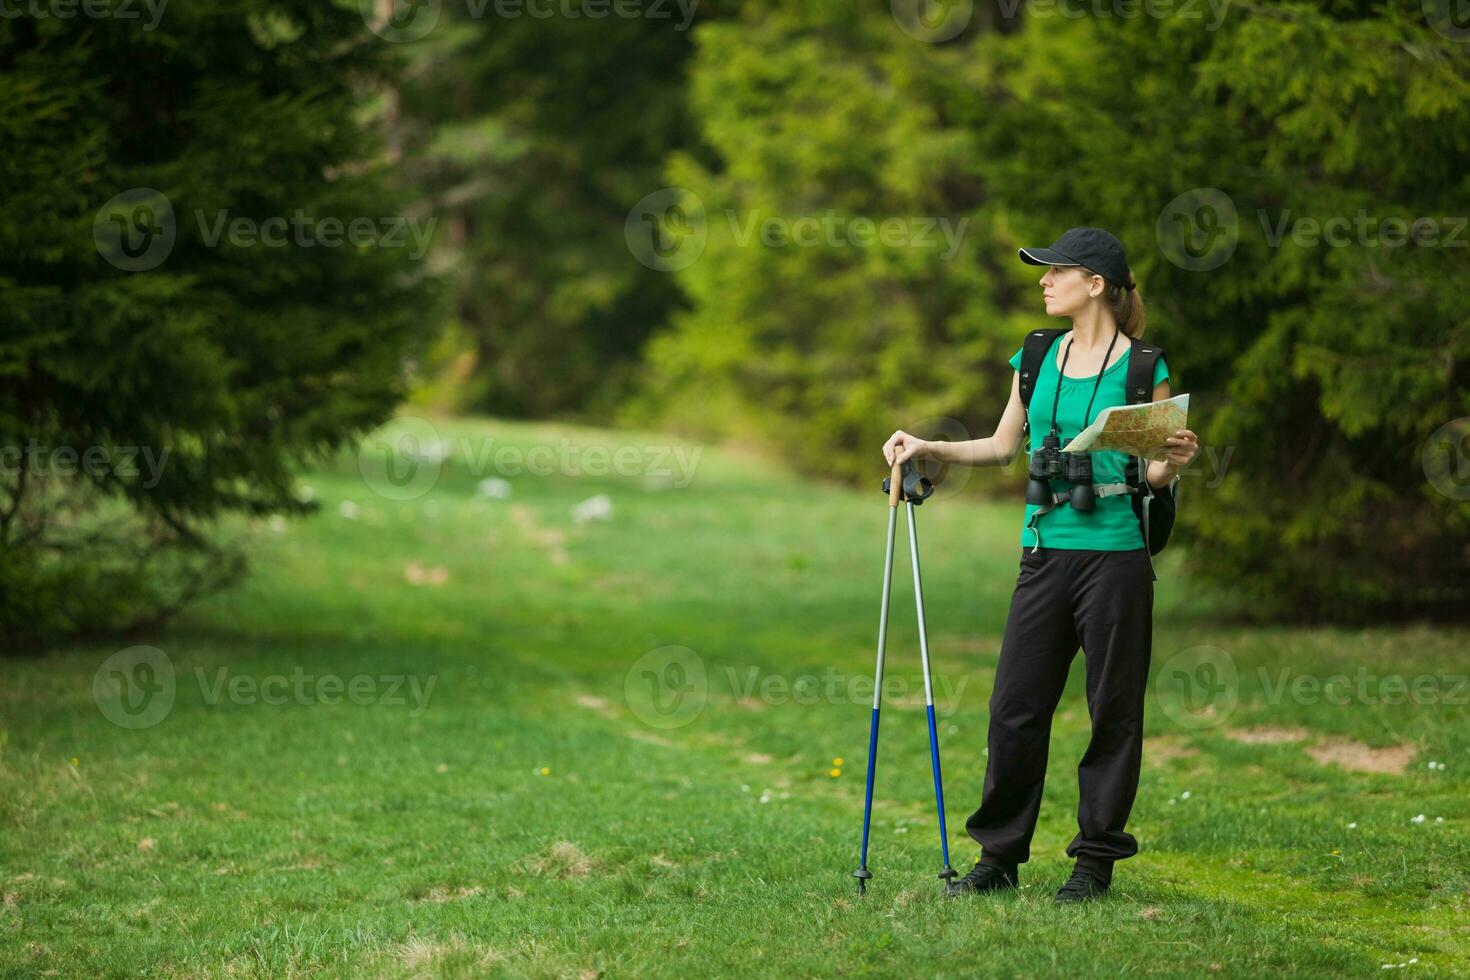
[963,547,1153,883]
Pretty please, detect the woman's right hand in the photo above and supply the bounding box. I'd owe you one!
[883,429,927,466]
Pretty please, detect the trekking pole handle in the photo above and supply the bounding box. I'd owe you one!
[881,458,935,505]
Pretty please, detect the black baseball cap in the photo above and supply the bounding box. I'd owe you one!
[1018,227,1133,289]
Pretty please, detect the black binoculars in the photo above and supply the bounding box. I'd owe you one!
[1025,430,1095,512]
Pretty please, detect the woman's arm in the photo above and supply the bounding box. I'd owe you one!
[1145,379,1198,488]
[883,371,1028,468]
[882,373,1198,478]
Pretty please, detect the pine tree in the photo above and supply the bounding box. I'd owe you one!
[0,3,439,645]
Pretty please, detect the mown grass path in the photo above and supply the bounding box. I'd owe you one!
[3,417,1466,977]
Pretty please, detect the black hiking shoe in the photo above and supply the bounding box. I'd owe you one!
[944,860,1018,897]
[1054,868,1110,903]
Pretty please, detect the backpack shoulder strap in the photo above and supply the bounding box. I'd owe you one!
[1017,329,1067,411]
[1124,336,1167,578]
[1125,337,1165,406]
[1118,336,1173,577]
[1124,336,1166,493]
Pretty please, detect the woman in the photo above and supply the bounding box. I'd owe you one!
[882,227,1198,903]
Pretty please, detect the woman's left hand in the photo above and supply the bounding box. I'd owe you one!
[1161,429,1199,468]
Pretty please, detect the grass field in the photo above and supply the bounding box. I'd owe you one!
[3,415,1468,978]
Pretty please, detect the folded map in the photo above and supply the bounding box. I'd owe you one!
[1062,394,1189,462]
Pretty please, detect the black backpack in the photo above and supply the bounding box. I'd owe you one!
[1016,328,1177,557]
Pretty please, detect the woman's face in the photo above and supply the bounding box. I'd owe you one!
[1039,265,1101,318]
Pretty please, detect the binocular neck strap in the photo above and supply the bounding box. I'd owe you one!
[1050,328,1121,436]
[1031,328,1124,554]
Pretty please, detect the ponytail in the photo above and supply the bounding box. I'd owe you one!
[1107,276,1146,338]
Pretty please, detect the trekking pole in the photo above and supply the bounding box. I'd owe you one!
[853,460,949,895]
[852,461,902,897]
[904,489,958,889]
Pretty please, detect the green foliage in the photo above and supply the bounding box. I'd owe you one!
[629,5,1012,486]
[980,3,1470,620]
[638,0,1470,620]
[0,2,438,646]
[394,1,700,418]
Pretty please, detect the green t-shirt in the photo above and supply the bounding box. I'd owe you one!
[1009,334,1169,551]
